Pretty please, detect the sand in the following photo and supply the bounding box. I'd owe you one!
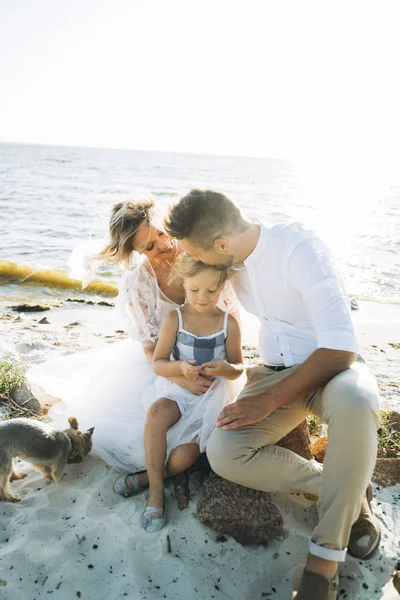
[0,300,399,600]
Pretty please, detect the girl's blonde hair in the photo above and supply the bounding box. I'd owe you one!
[171,253,228,288]
[99,197,157,266]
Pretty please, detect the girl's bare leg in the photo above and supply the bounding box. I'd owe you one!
[144,398,181,512]
[165,443,201,477]
[132,443,201,490]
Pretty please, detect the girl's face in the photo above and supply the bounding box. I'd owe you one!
[184,269,223,313]
[133,221,178,261]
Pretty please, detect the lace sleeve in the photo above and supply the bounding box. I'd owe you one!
[117,265,160,347]
[218,280,241,314]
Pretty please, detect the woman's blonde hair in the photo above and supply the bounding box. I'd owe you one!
[99,198,156,266]
[171,253,228,288]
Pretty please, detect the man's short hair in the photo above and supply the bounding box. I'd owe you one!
[165,189,247,249]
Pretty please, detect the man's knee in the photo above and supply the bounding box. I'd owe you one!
[206,427,242,477]
[323,367,380,422]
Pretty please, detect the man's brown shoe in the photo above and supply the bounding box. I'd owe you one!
[348,483,381,560]
[292,568,339,599]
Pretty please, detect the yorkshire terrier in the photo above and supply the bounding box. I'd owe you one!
[0,416,94,502]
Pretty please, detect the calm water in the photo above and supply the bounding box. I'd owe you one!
[1,143,399,304]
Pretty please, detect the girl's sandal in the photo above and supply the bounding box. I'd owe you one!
[140,502,166,532]
[113,473,147,498]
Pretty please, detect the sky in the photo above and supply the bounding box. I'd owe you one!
[1,0,400,188]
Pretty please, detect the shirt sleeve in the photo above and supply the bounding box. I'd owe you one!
[117,266,160,348]
[287,234,359,354]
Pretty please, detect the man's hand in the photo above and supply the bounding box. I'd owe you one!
[180,359,203,380]
[201,358,231,378]
[216,394,276,430]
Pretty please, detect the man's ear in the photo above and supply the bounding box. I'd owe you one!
[213,238,230,254]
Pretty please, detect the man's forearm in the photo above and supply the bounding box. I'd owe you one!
[266,348,357,410]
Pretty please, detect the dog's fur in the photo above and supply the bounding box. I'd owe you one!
[0,417,94,502]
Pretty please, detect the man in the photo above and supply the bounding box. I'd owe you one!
[165,189,381,600]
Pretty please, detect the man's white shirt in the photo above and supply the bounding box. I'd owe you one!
[230,222,359,367]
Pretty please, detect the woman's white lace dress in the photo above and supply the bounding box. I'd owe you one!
[27,260,243,472]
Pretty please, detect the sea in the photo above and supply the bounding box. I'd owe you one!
[1,142,399,306]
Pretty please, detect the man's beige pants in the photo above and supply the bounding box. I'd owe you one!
[207,361,380,562]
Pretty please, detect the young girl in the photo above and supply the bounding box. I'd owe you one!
[141,254,244,532]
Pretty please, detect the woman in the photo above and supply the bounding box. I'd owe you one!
[27,196,240,493]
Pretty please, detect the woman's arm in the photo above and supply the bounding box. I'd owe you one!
[153,311,203,379]
[201,314,244,380]
[142,345,156,364]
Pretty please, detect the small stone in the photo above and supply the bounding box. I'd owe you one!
[38,317,51,324]
[10,303,51,312]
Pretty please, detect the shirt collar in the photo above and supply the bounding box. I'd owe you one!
[243,223,267,267]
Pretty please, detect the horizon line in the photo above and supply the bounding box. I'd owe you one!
[0,139,290,163]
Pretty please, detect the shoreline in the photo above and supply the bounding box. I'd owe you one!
[0,300,399,599]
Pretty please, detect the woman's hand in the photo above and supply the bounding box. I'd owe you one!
[180,359,203,380]
[175,375,215,395]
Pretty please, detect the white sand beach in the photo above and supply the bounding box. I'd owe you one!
[0,300,399,600]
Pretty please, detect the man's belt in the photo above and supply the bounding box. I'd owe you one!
[264,365,288,372]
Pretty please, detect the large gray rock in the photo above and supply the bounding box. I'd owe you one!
[198,472,283,545]
[189,422,312,542]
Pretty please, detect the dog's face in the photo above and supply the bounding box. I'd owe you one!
[65,417,94,464]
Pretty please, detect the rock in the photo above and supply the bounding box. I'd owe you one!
[191,452,212,474]
[349,296,359,310]
[198,472,283,545]
[10,382,41,414]
[276,419,313,460]
[311,436,328,463]
[38,317,51,324]
[388,410,400,433]
[10,304,51,312]
[174,472,190,510]
[393,571,400,594]
[64,321,81,328]
[372,458,400,487]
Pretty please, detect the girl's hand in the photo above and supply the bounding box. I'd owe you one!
[201,358,231,378]
[181,359,203,380]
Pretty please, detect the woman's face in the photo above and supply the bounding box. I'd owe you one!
[133,221,178,261]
